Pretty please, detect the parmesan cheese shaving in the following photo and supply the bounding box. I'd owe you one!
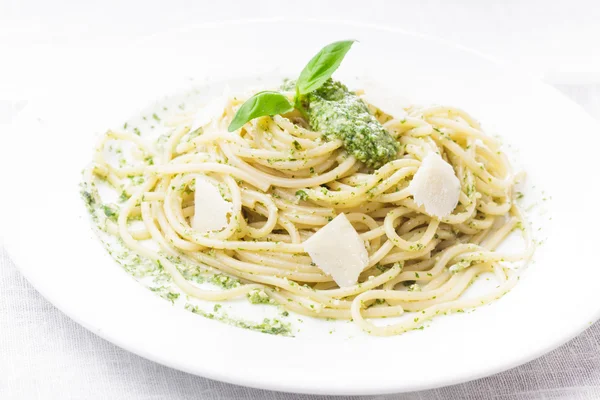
[303,213,368,288]
[408,153,461,218]
[192,177,231,233]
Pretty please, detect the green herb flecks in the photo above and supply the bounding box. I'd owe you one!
[150,286,180,303]
[81,190,95,209]
[118,191,129,203]
[101,204,119,222]
[247,289,275,305]
[210,273,241,289]
[295,190,309,201]
[185,304,292,336]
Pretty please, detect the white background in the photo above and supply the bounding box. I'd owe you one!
[2,1,600,399]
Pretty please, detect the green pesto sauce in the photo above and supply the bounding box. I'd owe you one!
[209,273,241,289]
[185,304,292,336]
[295,189,309,201]
[150,286,180,303]
[101,204,119,222]
[247,289,275,305]
[79,177,293,337]
[303,79,399,168]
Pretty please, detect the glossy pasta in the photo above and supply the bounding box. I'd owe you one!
[82,91,533,336]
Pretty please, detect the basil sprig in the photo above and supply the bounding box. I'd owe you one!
[228,91,294,132]
[227,40,355,132]
[296,40,355,96]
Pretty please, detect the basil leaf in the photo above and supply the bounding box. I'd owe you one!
[296,40,355,96]
[228,91,294,132]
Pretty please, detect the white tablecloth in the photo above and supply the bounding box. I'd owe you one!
[3,1,600,398]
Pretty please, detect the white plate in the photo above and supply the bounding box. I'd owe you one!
[2,20,600,395]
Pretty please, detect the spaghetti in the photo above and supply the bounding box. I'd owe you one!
[82,88,533,336]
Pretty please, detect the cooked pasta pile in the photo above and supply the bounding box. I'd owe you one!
[82,91,533,336]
